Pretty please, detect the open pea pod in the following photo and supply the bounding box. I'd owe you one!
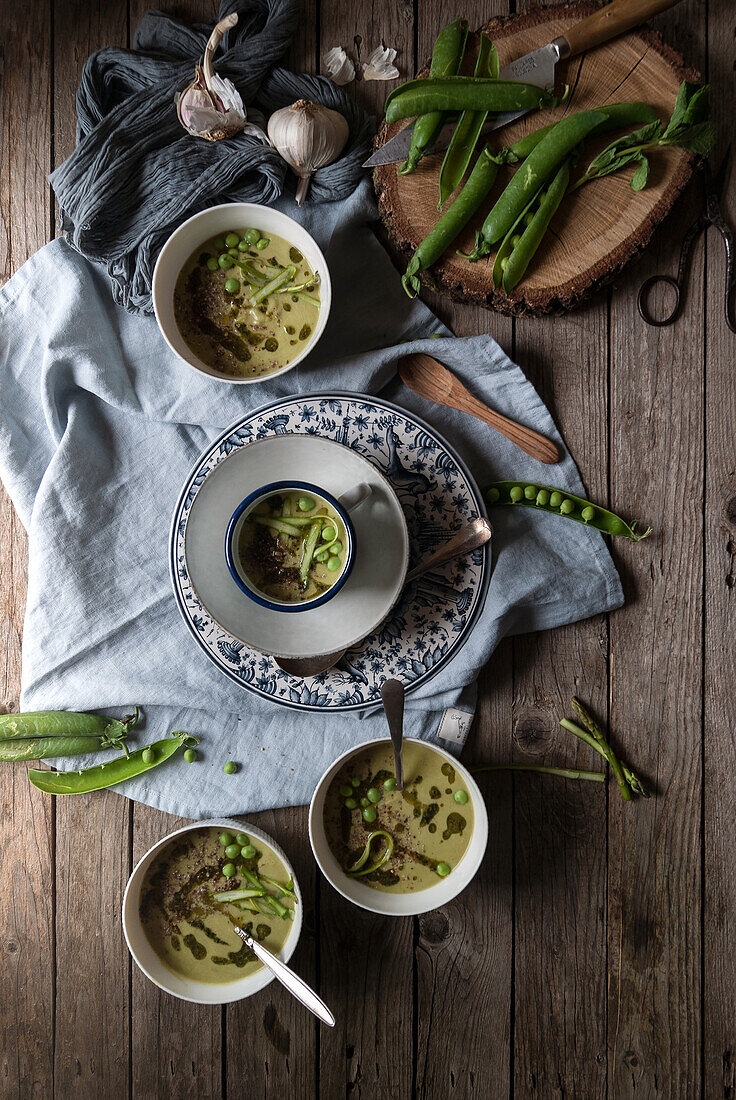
[492,182,546,289]
[502,157,572,293]
[438,35,498,208]
[28,732,197,795]
[484,481,651,541]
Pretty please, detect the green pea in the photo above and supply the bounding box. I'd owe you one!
[219,832,233,847]
[331,541,343,554]
[581,505,595,523]
[327,556,341,572]
[536,489,550,506]
[225,843,240,859]
[367,787,381,804]
[225,232,240,248]
[236,832,249,846]
[315,550,328,563]
[183,748,197,763]
[436,862,451,877]
[499,256,508,271]
[453,789,469,804]
[224,761,238,774]
[510,234,522,248]
[218,254,232,269]
[228,247,239,258]
[344,797,358,810]
[350,776,361,787]
[212,237,226,251]
[524,211,535,227]
[298,496,315,511]
[524,485,536,500]
[245,228,260,246]
[206,256,219,271]
[237,239,250,252]
[560,499,575,515]
[222,862,236,878]
[141,748,155,764]
[383,777,397,791]
[241,845,256,859]
[362,806,377,823]
[339,784,352,798]
[549,491,563,508]
[322,527,336,542]
[360,796,370,808]
[224,277,240,294]
[487,487,500,503]
[510,486,523,503]
[256,237,270,249]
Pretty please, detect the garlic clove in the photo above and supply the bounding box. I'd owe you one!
[323,46,355,86]
[267,99,350,206]
[176,13,249,142]
[362,45,399,81]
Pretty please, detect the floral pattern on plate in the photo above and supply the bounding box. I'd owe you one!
[170,393,490,712]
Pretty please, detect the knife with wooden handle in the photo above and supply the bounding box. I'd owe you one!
[364,0,683,167]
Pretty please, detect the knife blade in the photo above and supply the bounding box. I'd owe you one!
[363,42,563,168]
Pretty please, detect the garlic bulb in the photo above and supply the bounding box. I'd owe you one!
[323,46,355,86]
[267,100,349,206]
[177,14,249,142]
[362,45,399,81]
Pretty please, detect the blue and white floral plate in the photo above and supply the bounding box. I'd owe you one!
[170,393,491,713]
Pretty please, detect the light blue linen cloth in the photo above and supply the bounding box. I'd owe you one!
[0,180,622,817]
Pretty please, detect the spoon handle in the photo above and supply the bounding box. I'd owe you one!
[234,928,335,1027]
[381,678,405,791]
[405,518,491,582]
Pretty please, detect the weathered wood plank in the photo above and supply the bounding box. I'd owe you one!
[0,0,54,1096]
[607,6,705,1094]
[703,0,736,1093]
[50,3,132,1098]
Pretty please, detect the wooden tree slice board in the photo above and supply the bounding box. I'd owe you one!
[374,1,700,315]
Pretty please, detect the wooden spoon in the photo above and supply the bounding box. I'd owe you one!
[398,353,560,464]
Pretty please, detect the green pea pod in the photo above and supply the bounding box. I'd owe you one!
[387,78,559,125]
[501,158,571,293]
[0,709,136,739]
[0,736,113,762]
[399,18,468,176]
[492,182,546,289]
[28,732,196,795]
[438,36,498,207]
[403,144,503,297]
[505,103,657,164]
[484,481,651,541]
[470,109,607,257]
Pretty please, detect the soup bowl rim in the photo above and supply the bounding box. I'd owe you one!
[152,201,331,385]
[122,817,303,1004]
[224,479,356,612]
[308,736,488,916]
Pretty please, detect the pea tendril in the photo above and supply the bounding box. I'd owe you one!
[345,830,394,877]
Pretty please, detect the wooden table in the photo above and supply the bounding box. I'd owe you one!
[1,1,734,1097]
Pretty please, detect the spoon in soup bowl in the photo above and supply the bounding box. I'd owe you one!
[380,678,405,791]
[233,926,335,1026]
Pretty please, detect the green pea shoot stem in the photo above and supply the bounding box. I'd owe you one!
[472,763,605,782]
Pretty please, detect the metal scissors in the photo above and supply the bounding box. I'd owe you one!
[638,146,735,333]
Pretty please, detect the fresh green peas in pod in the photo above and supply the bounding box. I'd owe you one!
[398,17,468,176]
[524,485,536,500]
[560,499,575,514]
[536,489,550,506]
[141,747,155,764]
[510,486,524,502]
[549,491,563,508]
[582,506,596,523]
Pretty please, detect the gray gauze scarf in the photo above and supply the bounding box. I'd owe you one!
[49,0,373,314]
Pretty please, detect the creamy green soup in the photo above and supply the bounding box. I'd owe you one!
[139,827,296,984]
[238,489,347,603]
[173,227,320,379]
[323,742,474,894]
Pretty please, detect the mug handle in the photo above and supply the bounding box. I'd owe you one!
[338,483,372,512]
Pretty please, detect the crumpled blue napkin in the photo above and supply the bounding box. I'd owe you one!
[0,180,622,817]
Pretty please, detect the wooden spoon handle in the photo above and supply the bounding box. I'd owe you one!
[398,354,560,464]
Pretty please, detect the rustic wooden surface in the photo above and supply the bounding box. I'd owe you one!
[375,2,699,315]
[0,1,734,1097]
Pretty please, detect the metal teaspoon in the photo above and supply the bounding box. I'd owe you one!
[233,926,335,1027]
[381,678,405,791]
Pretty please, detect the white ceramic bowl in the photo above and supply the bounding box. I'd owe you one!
[123,818,303,1004]
[152,203,331,384]
[308,738,488,916]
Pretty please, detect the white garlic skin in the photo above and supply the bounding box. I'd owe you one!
[267,99,350,205]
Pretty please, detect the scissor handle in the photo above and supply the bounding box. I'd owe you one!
[637,274,682,327]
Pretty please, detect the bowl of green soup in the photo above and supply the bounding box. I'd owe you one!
[153,203,330,384]
[123,819,302,1004]
[309,738,488,916]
